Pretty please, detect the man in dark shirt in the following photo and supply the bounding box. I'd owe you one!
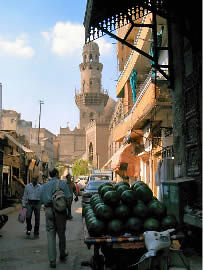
[40,168,72,268]
[65,174,78,220]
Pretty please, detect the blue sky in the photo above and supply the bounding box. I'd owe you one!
[0,0,118,135]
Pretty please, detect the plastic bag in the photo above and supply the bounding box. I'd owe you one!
[18,208,27,223]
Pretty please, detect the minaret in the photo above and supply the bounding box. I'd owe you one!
[75,42,109,129]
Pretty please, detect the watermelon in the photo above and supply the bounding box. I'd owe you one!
[100,186,114,198]
[91,197,103,209]
[103,190,120,206]
[90,194,100,203]
[117,184,130,195]
[134,185,153,203]
[148,200,167,218]
[87,217,105,237]
[107,219,123,236]
[161,215,177,230]
[115,181,130,190]
[143,218,160,231]
[121,190,137,205]
[132,200,148,218]
[131,181,147,191]
[98,182,113,194]
[125,217,142,233]
[95,203,114,221]
[115,204,130,220]
[82,204,92,216]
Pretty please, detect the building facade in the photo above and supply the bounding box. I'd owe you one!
[84,0,202,234]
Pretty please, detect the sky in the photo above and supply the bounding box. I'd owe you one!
[0,0,119,135]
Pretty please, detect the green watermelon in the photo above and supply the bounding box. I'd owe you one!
[103,190,120,205]
[107,219,123,236]
[91,197,103,209]
[95,203,114,221]
[100,186,114,198]
[90,194,100,204]
[115,204,130,220]
[98,182,113,194]
[125,217,142,234]
[148,200,167,218]
[143,218,160,231]
[82,204,92,216]
[115,181,130,190]
[117,184,130,195]
[87,217,105,237]
[132,200,148,218]
[161,215,177,230]
[121,190,137,205]
[134,185,153,203]
[131,181,147,191]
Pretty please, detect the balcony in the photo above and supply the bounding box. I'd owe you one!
[116,14,152,97]
[113,72,171,142]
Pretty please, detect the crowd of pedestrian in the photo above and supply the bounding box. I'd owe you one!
[21,168,78,268]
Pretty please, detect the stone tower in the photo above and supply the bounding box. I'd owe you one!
[75,42,109,129]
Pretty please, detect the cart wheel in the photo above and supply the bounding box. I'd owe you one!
[91,254,105,270]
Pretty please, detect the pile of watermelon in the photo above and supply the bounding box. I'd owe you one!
[83,181,177,237]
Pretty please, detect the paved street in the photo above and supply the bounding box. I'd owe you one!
[0,198,93,270]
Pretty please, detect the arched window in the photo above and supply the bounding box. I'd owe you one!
[84,55,87,63]
[95,55,98,62]
[89,54,93,62]
[89,142,93,162]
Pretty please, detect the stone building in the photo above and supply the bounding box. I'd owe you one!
[55,42,116,168]
[0,111,55,176]
[1,110,20,131]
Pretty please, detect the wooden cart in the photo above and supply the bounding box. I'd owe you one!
[82,218,145,270]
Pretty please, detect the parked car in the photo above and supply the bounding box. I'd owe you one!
[75,176,88,194]
[88,174,111,181]
[82,180,113,205]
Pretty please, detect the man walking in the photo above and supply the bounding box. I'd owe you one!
[65,174,78,220]
[22,174,41,237]
[40,168,72,268]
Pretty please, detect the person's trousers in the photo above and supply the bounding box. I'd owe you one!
[67,197,73,217]
[26,201,41,233]
[45,207,67,263]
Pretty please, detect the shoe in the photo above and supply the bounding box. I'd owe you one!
[66,216,73,220]
[49,261,56,268]
[26,231,31,236]
[60,252,69,261]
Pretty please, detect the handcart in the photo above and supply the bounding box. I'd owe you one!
[82,218,146,270]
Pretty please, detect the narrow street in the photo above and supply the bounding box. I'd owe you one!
[0,198,93,270]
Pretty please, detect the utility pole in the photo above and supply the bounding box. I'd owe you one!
[38,100,44,145]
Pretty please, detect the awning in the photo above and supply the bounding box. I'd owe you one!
[111,144,140,177]
[83,0,169,81]
[2,132,33,153]
[84,0,168,43]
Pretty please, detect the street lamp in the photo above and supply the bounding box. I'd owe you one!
[38,100,44,145]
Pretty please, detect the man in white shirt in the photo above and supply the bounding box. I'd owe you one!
[22,175,41,237]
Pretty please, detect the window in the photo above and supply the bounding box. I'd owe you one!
[84,55,87,63]
[89,142,93,162]
[90,54,93,62]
